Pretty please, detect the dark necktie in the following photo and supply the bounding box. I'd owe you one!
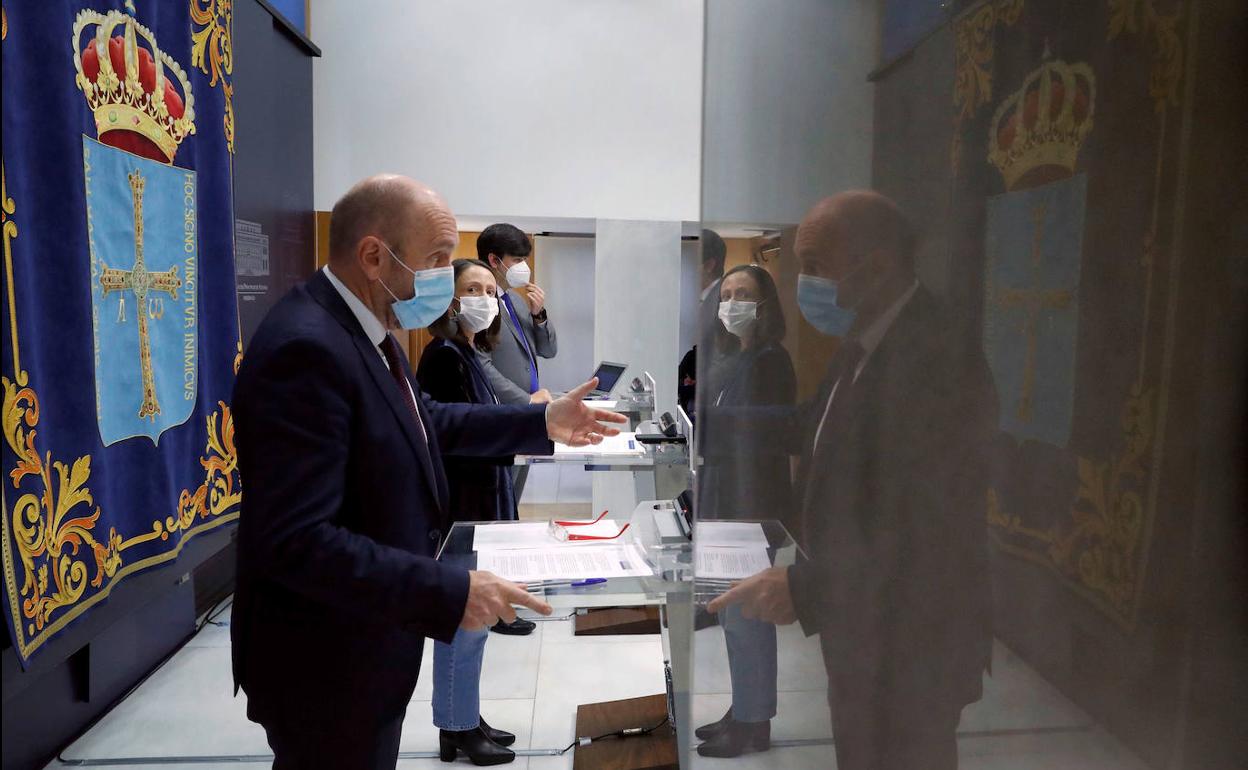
[811,340,866,454]
[379,333,428,444]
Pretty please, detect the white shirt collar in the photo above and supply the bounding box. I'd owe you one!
[323,265,387,349]
[853,280,919,380]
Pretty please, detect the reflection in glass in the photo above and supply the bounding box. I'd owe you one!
[692,1,1246,768]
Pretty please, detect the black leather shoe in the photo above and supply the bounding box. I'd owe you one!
[479,715,516,747]
[696,719,770,758]
[694,709,733,740]
[490,617,536,636]
[439,727,515,765]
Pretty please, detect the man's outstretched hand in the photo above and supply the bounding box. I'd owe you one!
[545,378,628,446]
[706,566,798,625]
[460,570,553,631]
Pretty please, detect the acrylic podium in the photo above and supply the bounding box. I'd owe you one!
[436,504,801,769]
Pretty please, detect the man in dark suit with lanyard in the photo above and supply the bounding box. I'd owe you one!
[231,174,626,768]
[709,191,997,770]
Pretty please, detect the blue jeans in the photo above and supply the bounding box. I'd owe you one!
[432,627,489,731]
[723,604,778,723]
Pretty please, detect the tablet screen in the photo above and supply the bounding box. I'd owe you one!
[592,363,626,394]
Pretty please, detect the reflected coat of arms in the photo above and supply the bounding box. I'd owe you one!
[982,58,1095,449]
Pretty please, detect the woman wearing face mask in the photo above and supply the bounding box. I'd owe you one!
[700,264,796,521]
[415,258,520,766]
[694,264,794,759]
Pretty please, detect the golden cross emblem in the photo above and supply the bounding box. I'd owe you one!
[995,203,1073,424]
[99,170,183,421]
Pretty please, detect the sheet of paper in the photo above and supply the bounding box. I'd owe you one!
[553,431,645,457]
[475,544,652,582]
[472,522,552,550]
[695,545,772,580]
[696,521,768,548]
[583,399,619,410]
[471,520,623,550]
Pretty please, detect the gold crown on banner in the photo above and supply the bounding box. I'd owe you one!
[988,58,1095,190]
[72,8,196,163]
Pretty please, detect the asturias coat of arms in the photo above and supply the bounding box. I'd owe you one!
[73,4,199,446]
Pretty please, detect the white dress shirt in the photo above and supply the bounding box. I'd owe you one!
[812,280,919,449]
[851,279,919,384]
[322,265,427,440]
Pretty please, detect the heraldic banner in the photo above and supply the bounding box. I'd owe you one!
[947,0,1191,630]
[1,0,241,667]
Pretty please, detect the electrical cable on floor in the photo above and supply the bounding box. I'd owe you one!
[199,596,233,630]
[522,610,579,622]
[554,715,671,755]
[56,596,234,765]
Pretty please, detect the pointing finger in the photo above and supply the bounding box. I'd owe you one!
[706,584,743,614]
[506,583,554,616]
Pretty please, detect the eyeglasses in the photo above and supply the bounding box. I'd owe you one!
[548,509,631,542]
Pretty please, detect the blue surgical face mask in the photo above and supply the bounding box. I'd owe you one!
[378,243,454,330]
[797,273,856,337]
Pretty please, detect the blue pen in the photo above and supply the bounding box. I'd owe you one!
[570,578,607,587]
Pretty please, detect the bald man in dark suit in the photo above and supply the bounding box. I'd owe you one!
[710,191,996,770]
[232,175,625,768]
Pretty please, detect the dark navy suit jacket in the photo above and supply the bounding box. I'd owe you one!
[786,288,997,714]
[702,288,996,717]
[230,271,552,726]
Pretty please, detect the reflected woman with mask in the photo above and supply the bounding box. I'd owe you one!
[415,258,520,766]
[696,264,794,758]
[701,264,796,520]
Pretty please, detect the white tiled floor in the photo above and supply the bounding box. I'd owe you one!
[47,603,1149,770]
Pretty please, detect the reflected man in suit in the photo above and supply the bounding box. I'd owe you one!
[709,191,997,770]
[678,229,728,420]
[231,175,625,769]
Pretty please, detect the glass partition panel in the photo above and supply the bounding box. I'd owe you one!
[691,1,1246,769]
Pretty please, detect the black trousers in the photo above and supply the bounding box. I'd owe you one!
[261,708,405,770]
[830,690,961,770]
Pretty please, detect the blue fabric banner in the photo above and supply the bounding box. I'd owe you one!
[881,0,949,64]
[1,0,241,666]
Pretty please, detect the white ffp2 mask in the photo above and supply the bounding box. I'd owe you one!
[504,261,531,288]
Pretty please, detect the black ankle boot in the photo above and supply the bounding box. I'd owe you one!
[438,727,515,765]
[694,708,733,740]
[696,719,770,758]
[479,715,516,747]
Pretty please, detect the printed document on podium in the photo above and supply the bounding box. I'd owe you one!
[475,544,652,582]
[695,545,771,580]
[553,431,645,457]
